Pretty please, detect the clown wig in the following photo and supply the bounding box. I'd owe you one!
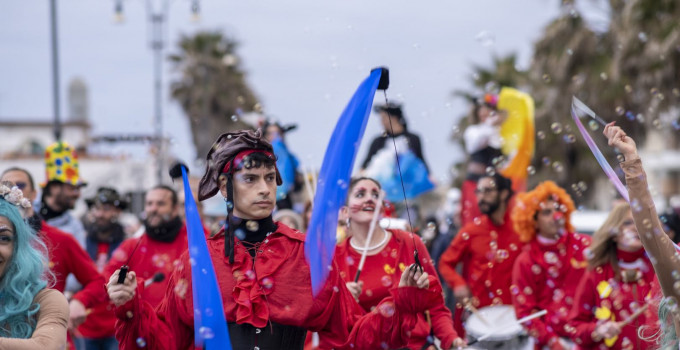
[0,198,50,338]
[511,181,575,243]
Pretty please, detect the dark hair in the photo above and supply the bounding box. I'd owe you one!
[346,177,382,203]
[149,185,178,207]
[1,167,35,191]
[41,180,63,201]
[480,173,513,201]
[234,152,277,172]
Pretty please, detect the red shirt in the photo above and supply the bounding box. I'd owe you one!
[79,224,189,339]
[41,222,107,308]
[438,206,523,307]
[332,229,458,350]
[113,223,444,350]
[511,231,591,346]
[567,251,657,349]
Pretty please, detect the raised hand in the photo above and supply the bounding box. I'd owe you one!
[107,269,137,307]
[603,122,638,161]
[399,264,429,289]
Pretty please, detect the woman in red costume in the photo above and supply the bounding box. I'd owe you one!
[328,177,466,349]
[567,202,657,349]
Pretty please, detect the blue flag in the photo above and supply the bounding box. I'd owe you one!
[180,166,231,349]
[271,136,298,201]
[304,69,383,295]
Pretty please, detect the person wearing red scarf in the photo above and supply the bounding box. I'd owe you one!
[328,177,464,349]
[105,130,444,350]
[567,202,657,349]
[510,181,591,349]
[438,172,523,337]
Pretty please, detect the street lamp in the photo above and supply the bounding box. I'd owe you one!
[114,0,200,184]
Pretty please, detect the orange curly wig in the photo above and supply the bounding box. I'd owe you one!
[511,181,575,243]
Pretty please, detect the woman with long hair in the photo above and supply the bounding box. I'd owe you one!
[604,123,680,349]
[0,183,68,348]
[322,177,465,349]
[568,202,657,349]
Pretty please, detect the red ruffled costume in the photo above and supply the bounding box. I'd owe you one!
[329,229,458,349]
[437,205,523,336]
[511,231,591,348]
[113,223,443,350]
[567,250,657,349]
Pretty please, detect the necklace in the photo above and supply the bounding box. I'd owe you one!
[350,229,389,252]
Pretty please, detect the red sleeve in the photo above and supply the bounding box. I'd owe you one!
[566,271,598,346]
[413,234,458,349]
[437,228,469,290]
[113,255,193,350]
[310,260,444,350]
[511,253,557,346]
[62,233,108,308]
[103,239,141,284]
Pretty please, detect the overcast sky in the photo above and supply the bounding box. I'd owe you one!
[0,1,576,183]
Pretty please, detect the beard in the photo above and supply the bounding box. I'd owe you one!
[478,198,500,215]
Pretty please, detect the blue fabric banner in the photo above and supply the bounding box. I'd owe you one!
[304,69,383,295]
[181,166,231,349]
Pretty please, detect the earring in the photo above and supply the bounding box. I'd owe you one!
[345,218,350,228]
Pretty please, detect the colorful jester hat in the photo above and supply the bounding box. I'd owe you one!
[43,141,86,187]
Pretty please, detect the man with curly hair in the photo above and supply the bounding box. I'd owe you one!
[510,181,591,350]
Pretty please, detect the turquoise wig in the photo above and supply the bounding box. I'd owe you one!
[0,198,49,338]
[657,296,680,349]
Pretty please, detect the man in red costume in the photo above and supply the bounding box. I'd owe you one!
[438,172,523,336]
[1,167,108,348]
[510,181,591,350]
[106,129,443,350]
[82,184,191,349]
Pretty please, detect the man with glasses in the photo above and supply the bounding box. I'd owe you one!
[438,172,523,337]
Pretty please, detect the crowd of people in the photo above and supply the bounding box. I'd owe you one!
[0,97,679,350]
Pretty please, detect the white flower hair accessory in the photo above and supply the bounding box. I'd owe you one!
[0,184,32,209]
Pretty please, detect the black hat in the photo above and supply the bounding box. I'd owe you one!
[85,187,128,210]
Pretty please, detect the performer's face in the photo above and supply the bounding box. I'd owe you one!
[144,188,178,227]
[231,166,277,220]
[615,210,642,252]
[0,216,15,281]
[476,178,501,215]
[346,179,382,225]
[535,199,564,239]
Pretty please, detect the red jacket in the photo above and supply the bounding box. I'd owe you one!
[438,206,523,307]
[113,223,443,350]
[41,221,107,308]
[511,231,591,347]
[331,229,457,349]
[79,224,189,339]
[567,252,657,349]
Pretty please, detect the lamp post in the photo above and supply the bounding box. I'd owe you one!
[49,0,61,141]
[114,0,200,184]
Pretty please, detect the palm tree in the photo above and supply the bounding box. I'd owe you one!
[169,31,259,159]
[455,0,680,207]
